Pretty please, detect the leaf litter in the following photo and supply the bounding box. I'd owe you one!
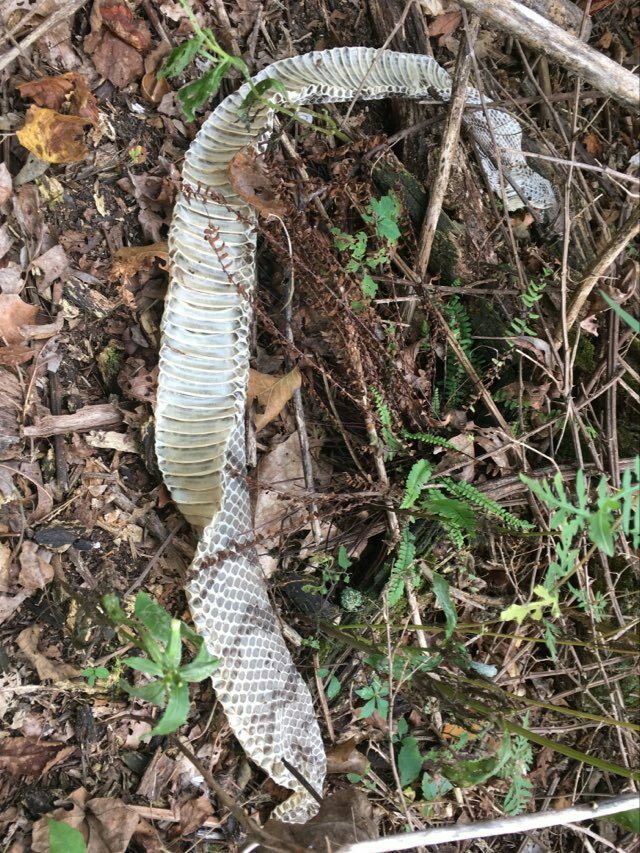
[0,0,638,850]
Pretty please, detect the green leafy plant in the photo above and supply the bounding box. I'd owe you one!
[80,665,110,687]
[303,545,352,595]
[159,0,339,133]
[600,291,640,334]
[508,276,548,337]
[102,591,218,737]
[501,461,639,649]
[317,667,341,701]
[370,386,404,457]
[356,675,390,719]
[442,290,475,407]
[332,192,401,304]
[522,464,639,557]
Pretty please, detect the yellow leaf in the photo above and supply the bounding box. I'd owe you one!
[16,106,92,164]
[248,367,301,432]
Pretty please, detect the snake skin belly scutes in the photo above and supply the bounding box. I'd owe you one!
[156,47,555,822]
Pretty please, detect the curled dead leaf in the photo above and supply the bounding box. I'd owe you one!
[326,738,369,776]
[101,1,151,51]
[0,293,38,343]
[263,788,377,850]
[141,70,170,104]
[249,367,301,432]
[18,541,53,590]
[17,72,99,126]
[31,787,140,853]
[17,624,81,681]
[0,737,75,777]
[228,150,288,217]
[0,162,11,206]
[111,242,169,281]
[17,106,92,164]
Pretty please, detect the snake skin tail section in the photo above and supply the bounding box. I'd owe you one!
[158,47,557,822]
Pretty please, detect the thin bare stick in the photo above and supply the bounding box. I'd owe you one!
[451,0,639,109]
[416,16,480,278]
[338,792,639,853]
[553,208,640,346]
[0,0,89,73]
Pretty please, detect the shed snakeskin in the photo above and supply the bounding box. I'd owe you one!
[156,47,555,822]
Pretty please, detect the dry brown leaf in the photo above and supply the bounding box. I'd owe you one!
[16,625,81,681]
[118,358,158,403]
[584,132,604,158]
[228,150,287,217]
[17,72,99,126]
[0,222,14,261]
[0,737,75,777]
[0,262,23,294]
[173,794,214,837]
[0,590,28,624]
[17,541,53,590]
[428,9,462,40]
[141,70,170,104]
[0,294,38,344]
[111,242,169,280]
[249,367,301,432]
[32,786,141,853]
[18,74,74,108]
[90,30,144,89]
[433,431,476,483]
[31,244,69,289]
[253,430,331,554]
[17,106,92,164]
[0,162,12,206]
[263,788,377,850]
[101,1,151,50]
[326,738,369,776]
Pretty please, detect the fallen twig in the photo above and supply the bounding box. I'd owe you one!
[452,0,639,109]
[23,403,123,437]
[416,16,479,278]
[338,792,639,852]
[554,208,640,345]
[0,0,89,74]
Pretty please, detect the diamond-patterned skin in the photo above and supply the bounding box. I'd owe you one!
[156,47,556,822]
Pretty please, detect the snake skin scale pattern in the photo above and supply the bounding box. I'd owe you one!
[155,47,556,822]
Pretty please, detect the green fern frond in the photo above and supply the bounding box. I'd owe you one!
[423,490,471,549]
[401,459,434,509]
[387,527,418,606]
[402,430,457,450]
[370,387,404,455]
[439,477,533,531]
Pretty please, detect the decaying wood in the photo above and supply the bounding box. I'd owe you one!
[453,0,639,109]
[23,403,122,437]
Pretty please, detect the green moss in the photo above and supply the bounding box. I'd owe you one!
[98,346,121,386]
[574,335,596,374]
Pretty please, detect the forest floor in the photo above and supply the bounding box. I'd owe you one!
[0,0,638,851]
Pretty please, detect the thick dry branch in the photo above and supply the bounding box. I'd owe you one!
[453,0,639,109]
[23,403,122,437]
[554,208,640,346]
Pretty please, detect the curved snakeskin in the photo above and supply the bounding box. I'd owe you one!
[156,47,555,822]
